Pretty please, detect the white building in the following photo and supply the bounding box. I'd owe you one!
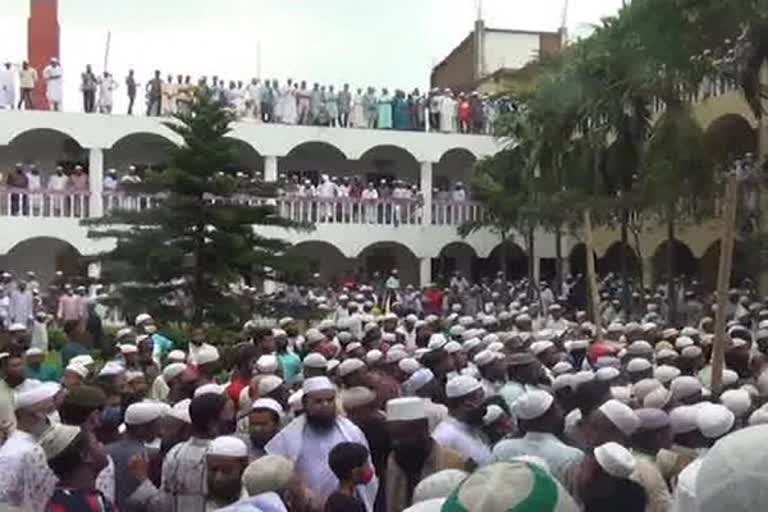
[0,110,566,288]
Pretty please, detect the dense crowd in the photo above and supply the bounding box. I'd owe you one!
[0,267,766,511]
[0,59,518,135]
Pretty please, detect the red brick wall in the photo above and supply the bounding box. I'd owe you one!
[28,0,60,109]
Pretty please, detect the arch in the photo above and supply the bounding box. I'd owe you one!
[436,241,479,282]
[651,239,698,283]
[106,132,178,171]
[698,240,753,290]
[285,241,352,285]
[0,129,86,174]
[7,127,85,148]
[568,243,598,278]
[223,137,264,173]
[281,141,350,178]
[357,241,419,285]
[485,241,528,280]
[358,144,420,185]
[601,242,641,277]
[0,237,83,288]
[438,147,479,165]
[435,148,478,192]
[703,114,757,166]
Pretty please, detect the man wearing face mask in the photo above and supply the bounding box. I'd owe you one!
[135,313,174,365]
[205,436,250,509]
[0,381,60,510]
[186,326,215,367]
[243,398,283,459]
[266,376,379,510]
[384,397,469,511]
[431,375,493,466]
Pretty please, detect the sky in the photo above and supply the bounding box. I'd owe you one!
[2,0,623,112]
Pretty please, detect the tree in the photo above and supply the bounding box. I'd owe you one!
[85,91,306,327]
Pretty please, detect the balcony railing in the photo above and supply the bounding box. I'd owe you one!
[0,188,90,218]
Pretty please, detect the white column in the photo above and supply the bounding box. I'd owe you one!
[420,161,433,226]
[533,256,541,284]
[420,257,432,288]
[264,155,278,182]
[88,148,104,217]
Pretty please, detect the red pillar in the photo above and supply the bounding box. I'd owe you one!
[28,0,60,109]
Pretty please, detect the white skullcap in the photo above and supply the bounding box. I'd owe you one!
[670,405,700,434]
[530,340,554,355]
[611,386,632,404]
[258,375,284,396]
[135,313,152,325]
[635,408,670,430]
[654,365,681,384]
[722,369,739,386]
[339,358,366,377]
[302,376,336,395]
[167,350,186,363]
[162,363,187,382]
[196,345,220,365]
[644,389,671,413]
[748,404,768,426]
[681,346,703,359]
[671,376,703,400]
[345,342,363,353]
[303,353,327,369]
[167,399,191,423]
[552,374,574,392]
[565,339,589,352]
[386,348,408,364]
[473,350,498,368]
[404,368,435,395]
[387,397,427,421]
[428,333,448,350]
[327,359,341,374]
[318,319,335,331]
[194,383,225,397]
[720,389,752,418]
[251,397,284,418]
[675,336,695,350]
[98,361,125,377]
[120,344,139,355]
[449,325,466,337]
[483,333,500,345]
[209,435,248,458]
[572,370,596,387]
[598,399,641,436]
[288,390,304,412]
[243,455,295,497]
[552,362,573,375]
[458,316,474,327]
[126,370,145,383]
[341,387,376,410]
[40,423,81,460]
[462,338,482,352]
[444,341,462,354]
[445,375,482,399]
[662,328,679,339]
[696,403,735,439]
[513,390,554,420]
[565,408,583,436]
[487,341,504,353]
[406,314,418,323]
[115,327,134,340]
[382,332,397,343]
[272,328,287,338]
[633,379,663,400]
[25,347,44,357]
[656,348,679,360]
[363,322,378,333]
[278,316,294,327]
[596,367,620,382]
[399,358,420,375]
[305,328,325,345]
[70,355,95,367]
[14,382,60,410]
[594,442,636,478]
[65,363,89,379]
[695,425,768,512]
[627,340,653,355]
[626,358,652,373]
[483,404,505,425]
[125,401,170,425]
[256,354,279,374]
[366,349,383,365]
[413,469,469,503]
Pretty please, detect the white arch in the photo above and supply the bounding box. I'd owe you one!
[0,219,114,256]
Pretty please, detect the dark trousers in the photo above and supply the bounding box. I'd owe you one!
[83,90,96,113]
[18,88,34,109]
[261,102,272,122]
[339,112,349,127]
[147,95,161,116]
[127,93,136,115]
[430,112,440,131]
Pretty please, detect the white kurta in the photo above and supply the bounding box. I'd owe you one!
[0,430,57,511]
[350,93,366,127]
[432,416,492,465]
[98,77,118,110]
[43,65,63,103]
[282,87,298,125]
[0,67,16,108]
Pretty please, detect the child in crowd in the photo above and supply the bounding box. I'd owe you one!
[325,441,374,512]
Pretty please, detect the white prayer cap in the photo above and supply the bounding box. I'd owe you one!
[258,375,284,396]
[399,358,420,375]
[327,359,340,374]
[572,370,596,387]
[278,316,294,327]
[363,322,378,333]
[656,348,679,361]
[98,361,125,377]
[695,425,768,512]
[662,328,679,339]
[251,397,284,418]
[341,387,376,410]
[627,340,653,356]
[681,346,703,359]
[70,354,95,367]
[271,328,287,338]
[594,442,636,478]
[565,339,589,352]
[338,358,366,377]
[675,336,695,350]
[458,315,474,327]
[449,325,466,337]
[633,379,663,400]
[607,322,625,334]
[209,435,248,458]
[305,328,325,345]
[115,327,134,340]
[302,376,336,395]
[125,401,171,425]
[680,326,698,337]
[722,369,739,387]
[406,314,418,323]
[40,423,82,460]
[194,383,225,397]
[598,399,641,436]
[345,342,363,354]
[483,333,500,345]
[14,382,60,410]
[25,347,44,357]
[487,341,504,353]
[167,350,186,363]
[255,354,279,374]
[648,390,673,412]
[167,399,191,423]
[386,348,408,364]
[536,329,554,341]
[513,390,554,420]
[530,340,554,355]
[120,344,139,355]
[696,403,735,439]
[473,350,499,368]
[748,404,768,426]
[196,345,220,365]
[243,455,295,496]
[288,390,304,412]
[626,358,652,373]
[444,341,462,354]
[611,386,632,404]
[720,389,752,418]
[387,397,427,421]
[654,365,681,384]
[428,333,448,350]
[596,367,620,382]
[382,332,397,343]
[65,363,89,379]
[445,375,482,399]
[483,404,505,425]
[670,405,700,434]
[635,408,670,430]
[366,349,383,365]
[414,348,430,360]
[565,408,582,437]
[462,338,483,352]
[552,362,573,375]
[670,376,702,401]
[162,363,187,382]
[404,368,435,395]
[413,469,469,503]
[318,319,335,331]
[552,374,574,392]
[135,313,153,325]
[303,352,327,369]
[126,370,145,383]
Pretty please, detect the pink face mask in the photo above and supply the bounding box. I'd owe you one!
[359,465,375,484]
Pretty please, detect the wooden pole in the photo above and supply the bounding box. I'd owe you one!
[583,209,603,342]
[711,174,739,391]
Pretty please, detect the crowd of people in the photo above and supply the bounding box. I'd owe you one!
[0,59,518,134]
[0,266,766,511]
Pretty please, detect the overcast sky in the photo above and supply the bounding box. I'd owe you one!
[2,0,622,112]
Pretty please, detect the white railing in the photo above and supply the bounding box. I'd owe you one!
[0,188,90,218]
[276,197,425,226]
[432,200,485,226]
[103,191,158,212]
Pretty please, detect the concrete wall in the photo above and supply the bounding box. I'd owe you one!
[430,34,476,92]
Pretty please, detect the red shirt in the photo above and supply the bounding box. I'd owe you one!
[227,375,251,411]
[459,100,472,121]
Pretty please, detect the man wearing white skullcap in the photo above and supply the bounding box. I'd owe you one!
[194,344,221,386]
[493,390,583,481]
[265,376,378,508]
[412,468,469,504]
[474,350,506,398]
[205,436,250,509]
[719,389,752,419]
[63,362,89,389]
[0,381,59,510]
[245,398,284,458]
[302,352,328,379]
[432,376,492,465]
[670,376,703,404]
[239,454,298,510]
[148,362,187,402]
[626,358,653,382]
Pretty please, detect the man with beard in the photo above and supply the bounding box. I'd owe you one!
[431,375,492,465]
[204,436,250,509]
[384,397,468,512]
[266,376,378,510]
[243,398,283,459]
[0,348,29,442]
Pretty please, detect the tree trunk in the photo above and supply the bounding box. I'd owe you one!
[666,204,677,325]
[620,208,631,316]
[499,232,508,281]
[555,223,563,297]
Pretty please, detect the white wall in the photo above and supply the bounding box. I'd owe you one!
[483,32,541,74]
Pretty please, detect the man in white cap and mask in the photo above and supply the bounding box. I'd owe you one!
[385,397,468,511]
[432,375,492,465]
[266,376,378,510]
[493,390,583,481]
[205,436,251,509]
[0,382,59,510]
